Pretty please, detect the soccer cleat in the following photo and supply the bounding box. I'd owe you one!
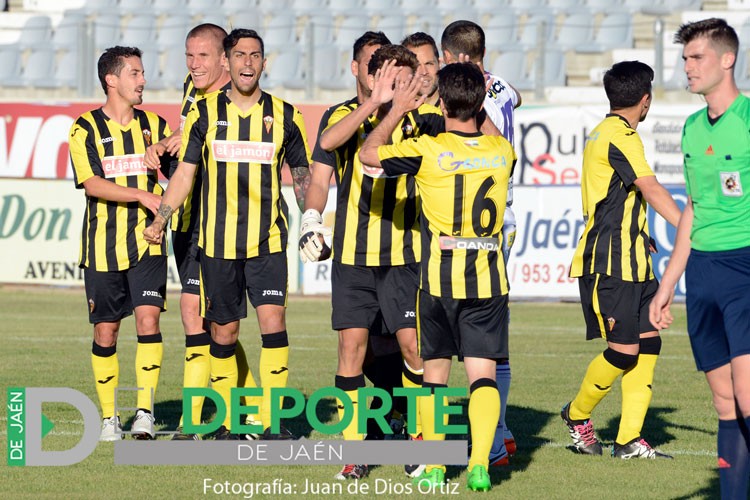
[100,416,123,442]
[504,437,517,456]
[213,425,241,440]
[261,424,296,440]
[467,442,509,467]
[334,464,368,480]
[412,468,445,489]
[241,416,262,440]
[171,426,199,441]
[404,433,426,478]
[612,438,673,459]
[466,464,491,492]
[560,402,602,455]
[131,409,155,440]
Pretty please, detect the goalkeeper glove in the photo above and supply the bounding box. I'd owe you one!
[299,209,332,263]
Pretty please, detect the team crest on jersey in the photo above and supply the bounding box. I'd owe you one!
[88,298,95,314]
[607,317,616,331]
[720,172,743,197]
[401,122,414,137]
[142,129,152,146]
[264,115,274,134]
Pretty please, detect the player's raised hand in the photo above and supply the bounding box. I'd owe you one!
[392,71,424,116]
[298,209,332,263]
[144,142,166,170]
[370,59,402,106]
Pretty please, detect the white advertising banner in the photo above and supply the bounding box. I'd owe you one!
[299,185,686,301]
[0,179,300,292]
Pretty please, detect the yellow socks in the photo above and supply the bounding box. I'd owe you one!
[617,337,661,445]
[421,382,447,475]
[135,333,163,410]
[236,340,261,425]
[468,379,501,471]
[91,342,118,418]
[259,331,290,429]
[402,360,424,438]
[570,348,636,421]
[209,340,238,429]
[335,374,366,441]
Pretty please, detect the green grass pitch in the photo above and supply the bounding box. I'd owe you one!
[0,286,718,499]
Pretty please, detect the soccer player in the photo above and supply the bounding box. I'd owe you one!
[651,18,750,499]
[69,46,174,441]
[144,29,312,440]
[359,61,516,492]
[301,43,443,480]
[562,61,681,459]
[401,32,439,107]
[302,31,411,444]
[144,24,261,441]
[441,19,522,464]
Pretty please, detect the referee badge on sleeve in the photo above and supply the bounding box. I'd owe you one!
[720,172,743,197]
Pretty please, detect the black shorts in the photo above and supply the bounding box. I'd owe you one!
[199,252,288,324]
[418,290,509,361]
[172,227,200,295]
[331,261,418,333]
[578,274,658,344]
[83,254,167,324]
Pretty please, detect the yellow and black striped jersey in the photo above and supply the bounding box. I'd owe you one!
[180,90,311,259]
[170,74,232,232]
[570,114,655,282]
[378,131,515,299]
[321,97,444,266]
[70,108,172,271]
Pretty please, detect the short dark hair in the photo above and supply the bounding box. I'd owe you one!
[674,18,738,56]
[441,20,485,61]
[353,31,391,61]
[437,62,485,121]
[603,61,654,110]
[367,44,418,75]
[401,32,439,61]
[186,23,227,47]
[97,46,142,94]
[223,28,264,58]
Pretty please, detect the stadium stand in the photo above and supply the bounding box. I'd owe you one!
[0,0,739,102]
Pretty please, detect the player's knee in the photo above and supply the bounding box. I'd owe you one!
[135,315,159,335]
[93,325,118,347]
[603,348,638,370]
[712,391,737,420]
[639,336,662,355]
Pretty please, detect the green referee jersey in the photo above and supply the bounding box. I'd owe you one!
[683,94,750,251]
[570,114,655,282]
[378,131,515,299]
[321,99,444,266]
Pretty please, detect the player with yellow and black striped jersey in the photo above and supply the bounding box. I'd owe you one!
[359,62,515,492]
[143,23,260,442]
[562,61,681,461]
[70,46,175,443]
[144,29,312,441]
[302,44,442,481]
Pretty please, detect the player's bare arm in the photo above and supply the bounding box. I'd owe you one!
[359,70,423,168]
[82,176,161,214]
[143,132,181,169]
[318,59,401,151]
[633,175,682,227]
[143,160,197,244]
[290,164,311,213]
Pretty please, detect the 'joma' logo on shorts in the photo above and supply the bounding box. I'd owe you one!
[262,290,283,297]
[404,311,415,318]
[186,278,200,286]
[142,290,162,298]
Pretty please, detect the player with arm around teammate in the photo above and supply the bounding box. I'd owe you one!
[360,61,516,492]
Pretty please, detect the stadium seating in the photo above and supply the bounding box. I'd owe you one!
[18,14,52,49]
[93,14,122,51]
[575,12,633,53]
[120,15,156,48]
[490,50,532,90]
[51,11,85,51]
[0,43,23,86]
[155,15,189,51]
[554,13,594,51]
